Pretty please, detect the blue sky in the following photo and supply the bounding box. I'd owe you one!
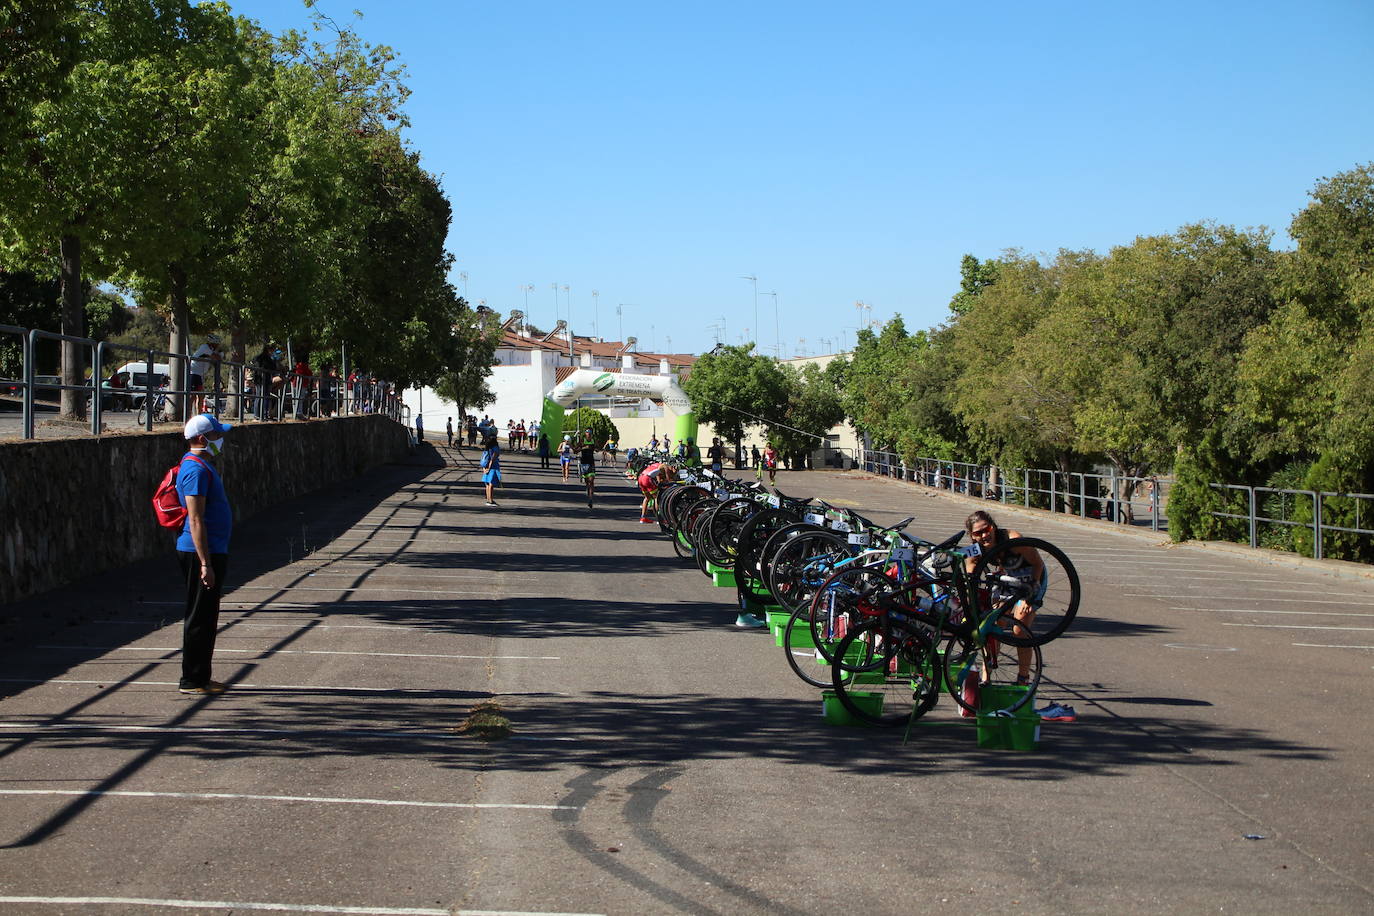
[227,0,1374,357]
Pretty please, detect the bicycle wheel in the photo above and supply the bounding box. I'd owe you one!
[783,608,848,689]
[831,618,941,727]
[767,530,852,614]
[136,403,149,427]
[734,508,801,595]
[970,537,1080,647]
[807,564,901,664]
[702,497,756,568]
[941,635,1042,715]
[671,527,696,562]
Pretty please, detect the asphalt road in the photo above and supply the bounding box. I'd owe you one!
[1,445,1371,915]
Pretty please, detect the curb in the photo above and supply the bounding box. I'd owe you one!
[828,469,1374,585]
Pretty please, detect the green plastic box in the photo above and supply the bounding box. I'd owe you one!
[821,689,883,726]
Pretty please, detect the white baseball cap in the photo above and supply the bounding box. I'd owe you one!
[184,413,232,440]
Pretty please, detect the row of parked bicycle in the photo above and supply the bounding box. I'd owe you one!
[643,463,1082,728]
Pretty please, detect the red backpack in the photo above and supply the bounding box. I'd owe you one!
[152,454,207,528]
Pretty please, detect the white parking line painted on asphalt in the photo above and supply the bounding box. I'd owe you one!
[229,586,553,597]
[1170,607,1374,617]
[36,646,561,660]
[1133,595,1374,605]
[0,897,604,916]
[1293,643,1374,650]
[0,788,577,811]
[1220,623,1374,631]
[0,678,485,694]
[93,621,480,633]
[0,722,453,740]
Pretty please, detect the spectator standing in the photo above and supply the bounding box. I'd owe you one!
[481,435,502,507]
[537,432,551,468]
[466,416,478,447]
[751,444,761,469]
[176,413,233,694]
[707,437,725,475]
[251,344,282,419]
[515,420,526,451]
[319,366,339,417]
[415,412,424,441]
[446,417,454,447]
[189,334,222,415]
[291,357,312,419]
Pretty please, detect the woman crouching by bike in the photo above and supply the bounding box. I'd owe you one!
[964,510,1045,685]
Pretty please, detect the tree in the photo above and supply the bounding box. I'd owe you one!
[433,307,500,420]
[562,405,618,448]
[767,362,846,467]
[948,254,999,317]
[681,343,789,461]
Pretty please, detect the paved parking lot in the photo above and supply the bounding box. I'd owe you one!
[1,446,1371,914]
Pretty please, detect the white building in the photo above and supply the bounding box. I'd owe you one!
[403,319,697,446]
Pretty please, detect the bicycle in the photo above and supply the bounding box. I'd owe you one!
[136,387,173,426]
[820,534,1079,727]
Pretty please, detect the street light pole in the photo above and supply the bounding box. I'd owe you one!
[740,275,758,353]
[762,291,779,358]
[591,289,599,338]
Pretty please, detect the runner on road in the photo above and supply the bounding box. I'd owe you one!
[579,436,597,508]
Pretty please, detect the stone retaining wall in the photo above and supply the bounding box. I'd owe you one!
[0,416,411,605]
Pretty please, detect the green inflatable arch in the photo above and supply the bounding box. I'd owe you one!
[540,369,697,447]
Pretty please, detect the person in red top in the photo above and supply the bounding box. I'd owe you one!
[637,461,676,523]
[291,358,311,419]
[762,444,779,484]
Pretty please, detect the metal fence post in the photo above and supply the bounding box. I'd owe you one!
[1248,487,1257,548]
[1050,470,1057,515]
[1079,473,1086,517]
[90,343,103,435]
[1151,480,1160,532]
[1313,491,1323,560]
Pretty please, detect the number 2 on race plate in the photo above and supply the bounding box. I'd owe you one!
[892,547,915,562]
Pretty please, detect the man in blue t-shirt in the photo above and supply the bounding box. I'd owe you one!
[176,413,234,695]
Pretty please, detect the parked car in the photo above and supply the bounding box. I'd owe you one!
[108,362,171,410]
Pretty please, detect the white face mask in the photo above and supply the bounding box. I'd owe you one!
[205,437,224,458]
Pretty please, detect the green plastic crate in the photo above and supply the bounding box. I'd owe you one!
[821,689,882,726]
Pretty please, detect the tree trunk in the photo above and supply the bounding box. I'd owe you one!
[168,262,191,422]
[59,233,85,420]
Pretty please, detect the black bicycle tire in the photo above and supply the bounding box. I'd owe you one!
[969,536,1080,647]
[941,635,1042,714]
[767,530,852,613]
[831,618,940,727]
[783,607,847,689]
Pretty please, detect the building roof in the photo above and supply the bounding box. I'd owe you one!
[497,328,697,368]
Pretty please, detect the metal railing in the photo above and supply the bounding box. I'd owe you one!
[0,323,405,438]
[1207,484,1374,560]
[857,448,1165,531]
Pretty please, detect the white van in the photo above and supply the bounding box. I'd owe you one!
[107,361,172,410]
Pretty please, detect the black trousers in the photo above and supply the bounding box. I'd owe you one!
[178,552,227,688]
